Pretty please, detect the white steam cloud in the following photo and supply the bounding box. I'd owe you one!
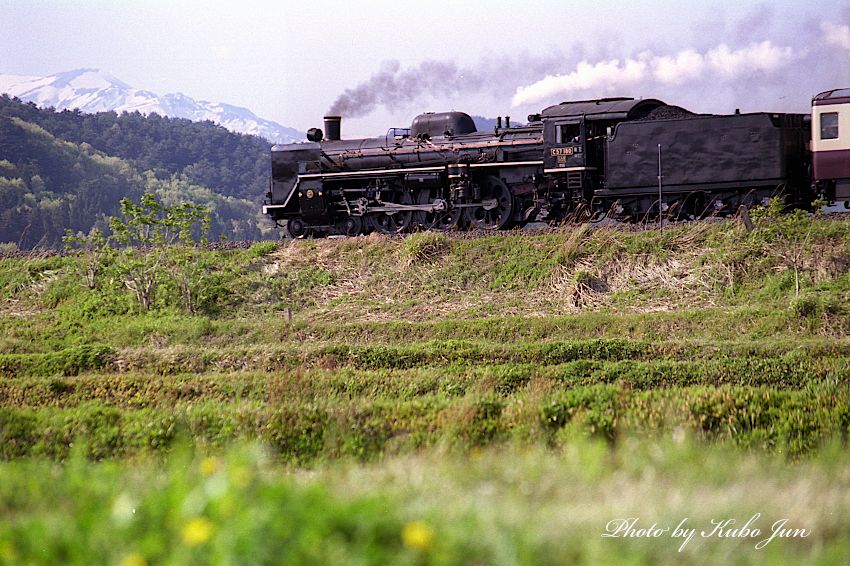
[511,41,797,107]
[822,22,850,52]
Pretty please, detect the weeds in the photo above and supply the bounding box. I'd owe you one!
[2,219,850,562]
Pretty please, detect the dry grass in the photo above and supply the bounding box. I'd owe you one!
[0,297,42,318]
[7,220,849,326]
[549,254,716,312]
[252,223,850,322]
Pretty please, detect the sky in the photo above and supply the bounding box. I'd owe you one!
[1,0,848,138]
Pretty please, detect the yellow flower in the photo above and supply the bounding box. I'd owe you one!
[182,517,215,546]
[402,521,434,551]
[200,456,220,477]
[119,552,148,566]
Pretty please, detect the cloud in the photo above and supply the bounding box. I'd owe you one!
[822,22,850,51]
[511,41,798,107]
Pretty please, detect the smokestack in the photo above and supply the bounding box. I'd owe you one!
[505,116,511,128]
[497,116,502,130]
[324,116,341,141]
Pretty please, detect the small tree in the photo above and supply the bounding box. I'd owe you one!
[109,193,209,311]
[168,243,211,314]
[752,197,823,298]
[62,227,113,290]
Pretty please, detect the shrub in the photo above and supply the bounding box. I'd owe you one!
[0,345,113,377]
[248,241,278,258]
[402,232,452,264]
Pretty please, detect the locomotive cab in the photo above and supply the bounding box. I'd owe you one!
[540,97,664,205]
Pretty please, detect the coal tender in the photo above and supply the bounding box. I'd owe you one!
[263,97,813,237]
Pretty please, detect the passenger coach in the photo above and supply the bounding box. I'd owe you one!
[812,88,850,203]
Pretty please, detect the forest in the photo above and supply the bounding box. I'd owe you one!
[0,95,275,248]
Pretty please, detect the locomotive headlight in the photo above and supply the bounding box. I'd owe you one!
[306,189,315,199]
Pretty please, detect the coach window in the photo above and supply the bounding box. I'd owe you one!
[556,123,581,144]
[821,112,839,140]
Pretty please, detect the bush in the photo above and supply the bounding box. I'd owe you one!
[402,232,452,264]
[0,345,113,377]
[248,241,278,258]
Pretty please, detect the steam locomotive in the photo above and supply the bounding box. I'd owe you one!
[263,93,840,237]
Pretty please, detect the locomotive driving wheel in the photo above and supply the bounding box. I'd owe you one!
[368,190,414,235]
[413,188,462,231]
[336,215,363,237]
[284,217,308,239]
[465,176,514,230]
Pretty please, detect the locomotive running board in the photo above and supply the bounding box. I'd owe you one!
[543,166,596,173]
[299,166,444,180]
[263,178,301,215]
[297,161,544,181]
[469,161,543,168]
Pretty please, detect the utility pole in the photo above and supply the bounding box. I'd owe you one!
[657,143,663,234]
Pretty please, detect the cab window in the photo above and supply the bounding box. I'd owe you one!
[556,123,581,144]
[821,112,839,140]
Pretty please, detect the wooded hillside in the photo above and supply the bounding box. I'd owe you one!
[0,96,274,248]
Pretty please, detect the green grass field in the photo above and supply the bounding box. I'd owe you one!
[2,216,850,564]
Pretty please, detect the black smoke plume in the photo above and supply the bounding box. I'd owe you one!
[329,60,463,117]
[327,7,850,118]
[327,54,569,117]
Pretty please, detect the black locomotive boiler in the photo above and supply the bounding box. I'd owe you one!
[263,97,812,236]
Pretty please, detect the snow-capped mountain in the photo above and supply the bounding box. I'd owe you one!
[0,68,304,143]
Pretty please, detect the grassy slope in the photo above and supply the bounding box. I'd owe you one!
[1,218,850,563]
